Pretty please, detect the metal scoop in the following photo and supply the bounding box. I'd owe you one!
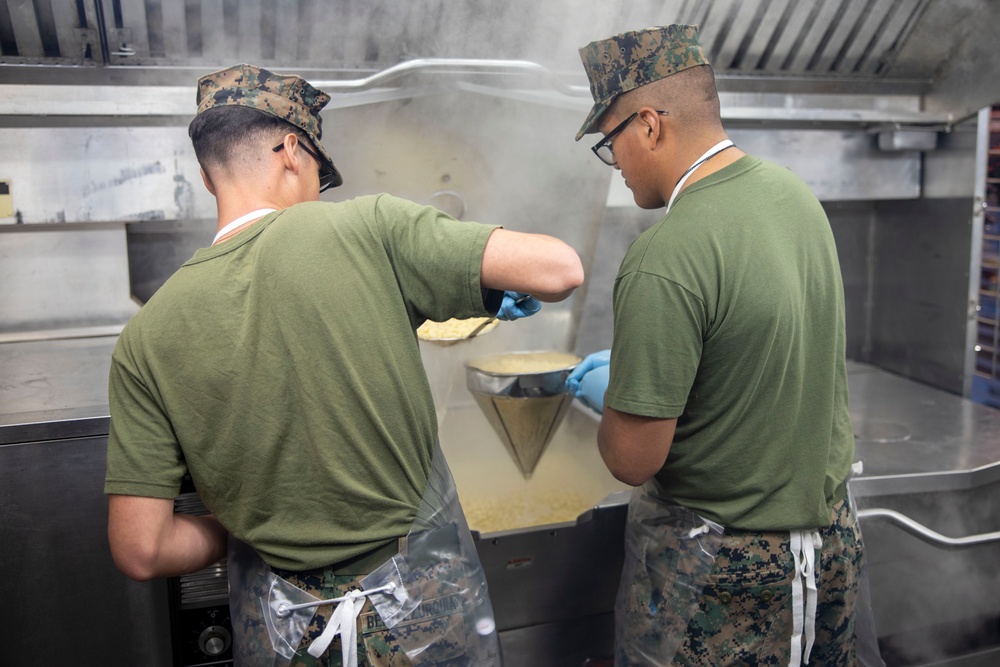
[459,294,532,341]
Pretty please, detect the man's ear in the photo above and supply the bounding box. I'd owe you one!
[199,166,216,196]
[276,132,302,175]
[638,107,666,147]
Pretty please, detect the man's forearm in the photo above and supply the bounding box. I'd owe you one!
[108,494,229,581]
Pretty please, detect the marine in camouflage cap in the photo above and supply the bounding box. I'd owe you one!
[575,25,707,141]
[196,63,342,188]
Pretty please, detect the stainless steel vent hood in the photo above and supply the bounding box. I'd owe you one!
[2,0,1000,127]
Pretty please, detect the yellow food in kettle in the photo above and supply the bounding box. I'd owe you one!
[467,351,581,375]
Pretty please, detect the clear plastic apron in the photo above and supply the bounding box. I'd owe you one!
[614,478,725,666]
[228,442,502,667]
[615,465,886,667]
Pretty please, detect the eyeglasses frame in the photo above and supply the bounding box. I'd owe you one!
[272,134,338,192]
[591,109,668,166]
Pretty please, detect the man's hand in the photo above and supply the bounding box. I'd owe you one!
[496,292,542,321]
[566,349,611,413]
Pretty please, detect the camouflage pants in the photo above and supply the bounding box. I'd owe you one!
[231,530,481,667]
[617,498,863,666]
[677,498,862,666]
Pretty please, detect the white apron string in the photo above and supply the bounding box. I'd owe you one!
[789,529,822,665]
[307,589,366,666]
[270,581,398,667]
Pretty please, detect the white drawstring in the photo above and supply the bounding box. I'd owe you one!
[789,529,822,665]
[270,581,397,667]
[307,589,367,666]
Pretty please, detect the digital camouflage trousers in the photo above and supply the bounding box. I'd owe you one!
[619,498,863,667]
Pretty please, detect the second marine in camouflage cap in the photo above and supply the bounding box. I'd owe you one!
[196,63,342,187]
[575,24,707,141]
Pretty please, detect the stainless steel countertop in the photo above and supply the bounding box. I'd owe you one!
[3,335,1000,496]
[846,361,1000,495]
[0,335,116,443]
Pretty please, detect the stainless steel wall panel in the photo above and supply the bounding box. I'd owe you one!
[341,2,376,64]
[50,0,82,59]
[6,0,44,57]
[107,0,151,62]
[0,224,139,334]
[302,1,339,63]
[0,434,173,666]
[0,126,213,223]
[727,128,921,201]
[273,0,299,63]
[826,200,875,362]
[159,0,188,58]
[867,198,973,395]
[236,0,262,63]
[199,0,225,61]
[924,116,978,199]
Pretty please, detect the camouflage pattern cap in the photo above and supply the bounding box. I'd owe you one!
[575,25,707,141]
[196,63,341,186]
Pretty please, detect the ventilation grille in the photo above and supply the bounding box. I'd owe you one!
[0,0,930,82]
[174,491,229,609]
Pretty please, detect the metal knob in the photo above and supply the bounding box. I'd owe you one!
[198,625,232,656]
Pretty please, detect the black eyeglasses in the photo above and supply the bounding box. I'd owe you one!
[272,135,341,192]
[591,110,668,166]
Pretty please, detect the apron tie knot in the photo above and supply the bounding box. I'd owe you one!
[308,588,368,666]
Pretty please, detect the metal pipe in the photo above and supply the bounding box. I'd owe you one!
[857,508,1000,549]
[309,58,591,97]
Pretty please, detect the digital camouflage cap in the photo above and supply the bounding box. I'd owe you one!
[576,24,707,141]
[196,63,342,187]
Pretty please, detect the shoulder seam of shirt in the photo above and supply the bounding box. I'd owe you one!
[617,268,707,309]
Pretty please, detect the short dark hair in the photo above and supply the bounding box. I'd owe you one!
[188,105,296,173]
[609,64,721,131]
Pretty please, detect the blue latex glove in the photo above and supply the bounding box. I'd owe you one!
[496,291,542,321]
[565,349,611,414]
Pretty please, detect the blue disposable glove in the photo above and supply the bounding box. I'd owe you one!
[565,349,611,414]
[496,291,542,321]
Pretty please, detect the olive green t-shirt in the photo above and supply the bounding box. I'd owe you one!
[607,156,855,530]
[105,194,500,570]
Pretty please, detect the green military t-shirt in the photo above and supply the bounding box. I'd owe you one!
[105,194,500,570]
[607,156,855,531]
